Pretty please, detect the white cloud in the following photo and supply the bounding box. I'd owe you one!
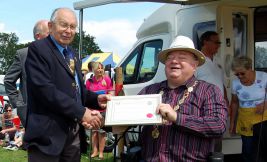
[0,22,29,43]
[0,23,5,32]
[83,19,142,58]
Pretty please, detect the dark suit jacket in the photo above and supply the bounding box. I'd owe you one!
[4,47,28,126]
[24,36,99,156]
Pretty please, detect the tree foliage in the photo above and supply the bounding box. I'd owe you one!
[255,46,267,69]
[0,33,23,74]
[0,31,102,74]
[71,31,102,59]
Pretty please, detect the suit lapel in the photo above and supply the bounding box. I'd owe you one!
[46,37,74,77]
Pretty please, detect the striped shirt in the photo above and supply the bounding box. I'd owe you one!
[138,76,227,162]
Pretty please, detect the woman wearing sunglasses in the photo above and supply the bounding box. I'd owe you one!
[229,56,267,162]
[0,104,16,144]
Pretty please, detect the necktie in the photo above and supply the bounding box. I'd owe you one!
[63,48,70,66]
[63,48,75,75]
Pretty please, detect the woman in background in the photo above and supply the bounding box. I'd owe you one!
[229,56,267,162]
[86,62,113,159]
[0,104,16,142]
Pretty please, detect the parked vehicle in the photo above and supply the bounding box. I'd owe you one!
[74,0,267,157]
[0,75,9,111]
[0,75,10,128]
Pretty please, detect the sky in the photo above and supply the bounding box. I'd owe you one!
[0,0,163,59]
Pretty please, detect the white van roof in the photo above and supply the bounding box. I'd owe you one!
[73,0,218,10]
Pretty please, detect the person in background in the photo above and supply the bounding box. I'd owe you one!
[24,8,110,162]
[81,69,88,81]
[0,104,16,142]
[4,20,49,127]
[85,61,96,83]
[229,56,267,162]
[195,31,229,105]
[3,116,24,151]
[138,36,227,161]
[195,31,229,152]
[86,62,113,159]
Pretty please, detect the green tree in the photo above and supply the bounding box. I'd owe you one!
[71,31,102,59]
[0,31,101,74]
[255,46,267,69]
[0,33,18,74]
[0,32,29,74]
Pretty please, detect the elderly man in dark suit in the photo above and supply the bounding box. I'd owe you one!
[24,8,109,162]
[4,20,49,127]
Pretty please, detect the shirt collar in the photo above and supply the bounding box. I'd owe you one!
[159,76,197,90]
[50,35,67,55]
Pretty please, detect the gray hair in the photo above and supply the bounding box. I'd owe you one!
[231,56,252,70]
[50,8,76,22]
[33,20,49,40]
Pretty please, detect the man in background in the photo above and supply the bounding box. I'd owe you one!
[195,31,229,152]
[4,20,49,127]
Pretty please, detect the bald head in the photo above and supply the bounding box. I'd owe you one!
[33,20,49,40]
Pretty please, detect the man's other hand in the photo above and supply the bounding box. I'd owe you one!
[97,94,111,109]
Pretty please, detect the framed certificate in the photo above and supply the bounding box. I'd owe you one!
[104,94,162,126]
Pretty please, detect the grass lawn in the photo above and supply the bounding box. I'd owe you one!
[0,147,115,162]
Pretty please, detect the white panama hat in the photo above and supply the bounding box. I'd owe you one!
[158,35,205,66]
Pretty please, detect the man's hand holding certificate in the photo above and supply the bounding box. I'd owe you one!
[105,94,162,126]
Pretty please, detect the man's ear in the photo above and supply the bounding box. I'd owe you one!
[192,60,199,71]
[48,22,53,32]
[35,33,40,40]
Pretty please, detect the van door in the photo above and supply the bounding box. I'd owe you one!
[119,34,170,95]
[217,5,253,88]
[217,5,253,155]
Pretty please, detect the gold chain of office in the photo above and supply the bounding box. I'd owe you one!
[151,80,198,139]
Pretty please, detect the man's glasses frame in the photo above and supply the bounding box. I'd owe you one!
[54,21,77,31]
[208,40,221,45]
[234,72,245,77]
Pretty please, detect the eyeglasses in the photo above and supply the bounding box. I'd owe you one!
[234,72,245,77]
[208,40,221,45]
[54,21,77,31]
[6,110,12,112]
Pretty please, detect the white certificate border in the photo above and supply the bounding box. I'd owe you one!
[105,94,162,126]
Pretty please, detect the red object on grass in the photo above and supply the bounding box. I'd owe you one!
[12,117,21,129]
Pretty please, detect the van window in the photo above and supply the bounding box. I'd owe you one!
[192,21,215,50]
[255,42,267,71]
[121,40,163,84]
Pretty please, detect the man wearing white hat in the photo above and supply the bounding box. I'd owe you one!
[138,36,227,161]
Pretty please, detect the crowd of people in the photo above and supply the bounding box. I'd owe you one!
[0,6,266,162]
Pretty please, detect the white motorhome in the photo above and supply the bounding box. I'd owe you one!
[74,0,267,158]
